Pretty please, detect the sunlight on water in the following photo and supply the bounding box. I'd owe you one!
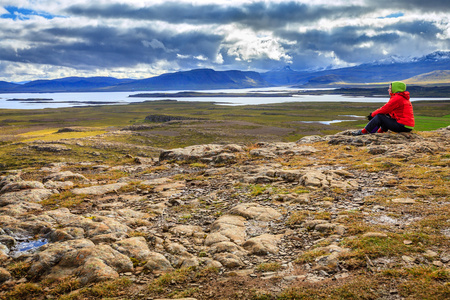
[0,88,449,109]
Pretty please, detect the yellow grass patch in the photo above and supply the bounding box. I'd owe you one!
[19,130,107,142]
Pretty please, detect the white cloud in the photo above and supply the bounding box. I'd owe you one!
[0,0,448,81]
[194,55,208,61]
[224,28,292,63]
[0,7,8,15]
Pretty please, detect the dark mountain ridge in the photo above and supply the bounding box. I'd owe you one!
[109,69,270,91]
[0,69,270,93]
[0,51,449,93]
[14,77,133,93]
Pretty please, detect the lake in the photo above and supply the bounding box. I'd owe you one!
[1,87,449,109]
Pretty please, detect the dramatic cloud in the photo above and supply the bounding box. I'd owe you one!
[0,0,448,81]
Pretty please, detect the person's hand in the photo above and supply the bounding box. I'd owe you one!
[367,113,373,121]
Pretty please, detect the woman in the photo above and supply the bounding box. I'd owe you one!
[353,81,414,135]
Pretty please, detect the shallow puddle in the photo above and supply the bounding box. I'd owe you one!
[10,238,48,257]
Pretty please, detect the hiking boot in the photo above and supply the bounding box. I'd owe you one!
[352,130,364,136]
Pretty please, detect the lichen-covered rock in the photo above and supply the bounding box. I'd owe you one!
[165,242,188,255]
[72,182,128,195]
[209,241,247,256]
[212,153,236,164]
[144,252,173,272]
[169,225,204,237]
[0,243,9,255]
[0,181,45,194]
[0,235,16,248]
[296,135,325,144]
[56,244,133,284]
[0,202,43,216]
[312,245,351,273]
[0,175,22,190]
[44,171,88,183]
[77,257,120,285]
[204,232,229,246]
[164,242,199,269]
[314,223,338,233]
[90,232,129,244]
[229,203,281,222]
[44,180,74,190]
[301,170,328,188]
[29,144,71,153]
[0,189,53,206]
[0,267,12,283]
[213,252,244,268]
[29,239,95,277]
[159,144,227,161]
[275,169,303,182]
[249,148,277,158]
[210,215,246,245]
[87,216,131,237]
[49,227,85,242]
[44,208,87,227]
[112,237,152,261]
[242,234,282,255]
[44,209,130,238]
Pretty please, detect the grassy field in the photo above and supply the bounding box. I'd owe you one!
[0,100,449,170]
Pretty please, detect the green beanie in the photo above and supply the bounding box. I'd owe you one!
[391,81,406,93]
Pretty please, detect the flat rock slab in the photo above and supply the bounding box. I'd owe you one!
[44,171,88,182]
[0,181,45,193]
[0,189,53,206]
[210,215,247,245]
[229,203,281,221]
[0,202,43,216]
[242,234,283,255]
[391,198,416,204]
[363,232,388,238]
[72,183,128,195]
[169,225,204,237]
[159,144,230,161]
[29,144,71,152]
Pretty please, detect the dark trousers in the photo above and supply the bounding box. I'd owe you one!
[365,114,412,133]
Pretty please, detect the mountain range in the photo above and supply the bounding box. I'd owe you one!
[0,51,449,93]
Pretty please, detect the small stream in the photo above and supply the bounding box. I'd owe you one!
[9,237,48,258]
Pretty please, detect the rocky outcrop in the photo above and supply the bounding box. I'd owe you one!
[72,182,128,195]
[0,127,449,297]
[145,114,200,123]
[159,144,244,162]
[29,239,133,284]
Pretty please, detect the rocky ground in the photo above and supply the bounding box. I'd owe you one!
[0,127,449,300]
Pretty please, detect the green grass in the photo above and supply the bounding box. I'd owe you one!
[256,262,282,272]
[57,277,132,300]
[414,115,450,131]
[0,100,449,170]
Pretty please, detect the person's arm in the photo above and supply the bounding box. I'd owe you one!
[371,95,400,116]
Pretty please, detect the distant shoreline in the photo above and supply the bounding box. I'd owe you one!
[1,88,450,110]
[130,86,450,98]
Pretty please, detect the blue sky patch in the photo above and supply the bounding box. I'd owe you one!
[1,6,58,20]
[379,12,405,19]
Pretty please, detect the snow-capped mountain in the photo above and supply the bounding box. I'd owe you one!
[414,50,450,62]
[263,50,450,86]
[372,51,450,65]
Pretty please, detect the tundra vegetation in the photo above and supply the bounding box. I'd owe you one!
[0,100,449,299]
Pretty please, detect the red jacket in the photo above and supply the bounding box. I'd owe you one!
[372,91,415,128]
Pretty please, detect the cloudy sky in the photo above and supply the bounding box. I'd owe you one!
[0,0,449,82]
